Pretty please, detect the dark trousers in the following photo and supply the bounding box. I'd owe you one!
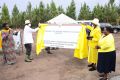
[24,44,32,56]
[45,47,51,53]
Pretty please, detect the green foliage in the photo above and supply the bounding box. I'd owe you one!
[49,0,58,19]
[78,3,91,20]
[58,6,65,14]
[109,0,115,6]
[92,4,104,22]
[26,2,32,20]
[31,8,39,26]
[66,0,76,20]
[39,1,45,23]
[44,4,51,22]
[103,4,119,23]
[1,3,10,24]
[11,4,19,28]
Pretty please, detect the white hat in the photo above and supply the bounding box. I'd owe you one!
[25,20,31,24]
[92,18,99,26]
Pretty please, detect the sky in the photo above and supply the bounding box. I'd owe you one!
[0,0,120,15]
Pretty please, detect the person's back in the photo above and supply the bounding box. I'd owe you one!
[23,20,39,62]
[24,25,34,44]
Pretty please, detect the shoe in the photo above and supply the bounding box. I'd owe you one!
[88,63,93,67]
[7,62,16,65]
[99,77,108,80]
[47,52,53,54]
[89,67,96,71]
[28,58,33,60]
[99,73,105,77]
[28,56,33,60]
[25,55,32,62]
[25,59,32,62]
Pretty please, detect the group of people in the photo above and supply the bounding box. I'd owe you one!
[0,20,52,64]
[84,18,116,80]
[0,18,116,80]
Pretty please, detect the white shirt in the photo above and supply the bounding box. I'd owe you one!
[23,25,39,44]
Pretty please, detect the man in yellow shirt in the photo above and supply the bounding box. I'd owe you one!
[86,18,101,71]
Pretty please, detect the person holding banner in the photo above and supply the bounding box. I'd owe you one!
[23,20,39,62]
[96,27,116,80]
[86,18,101,71]
[0,23,16,65]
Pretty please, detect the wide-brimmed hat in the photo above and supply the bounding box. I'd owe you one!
[92,18,100,26]
[25,20,31,25]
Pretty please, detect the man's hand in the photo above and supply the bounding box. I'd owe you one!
[96,46,101,49]
[87,36,93,40]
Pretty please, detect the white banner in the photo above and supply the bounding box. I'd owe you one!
[44,26,82,49]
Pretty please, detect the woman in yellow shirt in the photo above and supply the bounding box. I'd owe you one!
[96,27,116,80]
[86,18,101,71]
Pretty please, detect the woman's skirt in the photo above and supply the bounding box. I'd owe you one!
[97,51,116,73]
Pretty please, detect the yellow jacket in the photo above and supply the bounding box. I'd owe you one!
[98,34,115,52]
[86,25,101,48]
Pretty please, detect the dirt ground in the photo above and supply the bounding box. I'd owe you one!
[0,33,120,80]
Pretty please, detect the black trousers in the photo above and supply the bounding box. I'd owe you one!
[24,44,32,56]
[45,47,51,53]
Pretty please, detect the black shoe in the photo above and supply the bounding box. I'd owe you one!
[25,60,32,62]
[47,52,53,54]
[99,77,108,80]
[89,67,96,71]
[88,63,94,67]
[99,74,105,77]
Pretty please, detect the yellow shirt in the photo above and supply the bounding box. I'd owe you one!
[98,34,115,52]
[86,25,101,48]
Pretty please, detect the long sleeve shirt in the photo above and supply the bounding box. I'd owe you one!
[98,34,115,52]
[86,25,101,48]
[23,25,39,44]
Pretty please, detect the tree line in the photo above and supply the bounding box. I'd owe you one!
[0,0,120,28]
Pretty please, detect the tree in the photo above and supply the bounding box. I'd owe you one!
[49,0,58,19]
[78,3,91,20]
[31,7,40,26]
[39,1,45,23]
[117,4,120,16]
[58,6,65,14]
[116,4,120,25]
[92,4,104,22]
[12,4,19,28]
[103,4,119,24]
[66,0,76,19]
[1,3,10,24]
[26,2,32,20]
[109,0,115,6]
[44,4,51,22]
